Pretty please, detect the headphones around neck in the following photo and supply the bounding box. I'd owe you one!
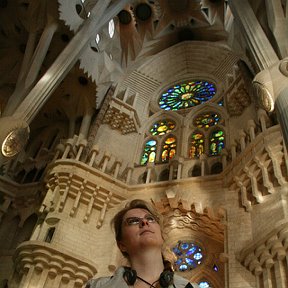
[123,266,174,288]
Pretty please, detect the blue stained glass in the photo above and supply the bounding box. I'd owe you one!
[140,139,157,165]
[186,246,197,255]
[172,241,203,272]
[175,259,182,265]
[179,264,188,271]
[185,258,195,266]
[194,252,203,260]
[181,243,189,249]
[198,281,210,288]
[159,81,216,111]
[173,247,182,256]
[213,264,218,272]
[218,99,224,106]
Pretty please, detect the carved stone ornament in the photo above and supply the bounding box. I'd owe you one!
[279,58,288,77]
[252,81,274,112]
[163,209,224,241]
[0,117,30,158]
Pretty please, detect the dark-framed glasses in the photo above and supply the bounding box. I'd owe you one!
[124,214,158,226]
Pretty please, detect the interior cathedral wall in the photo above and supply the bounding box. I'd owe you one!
[0,2,288,287]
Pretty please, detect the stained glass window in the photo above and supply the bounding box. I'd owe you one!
[141,139,157,165]
[150,119,176,136]
[159,81,216,111]
[193,112,220,129]
[198,280,212,288]
[213,264,219,272]
[161,136,176,162]
[189,132,204,158]
[209,130,224,156]
[172,241,203,272]
[218,99,224,106]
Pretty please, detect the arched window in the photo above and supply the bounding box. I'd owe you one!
[172,241,203,272]
[161,136,176,162]
[191,165,201,177]
[141,119,177,165]
[159,169,170,181]
[189,132,204,158]
[149,119,176,135]
[193,112,221,129]
[209,130,225,156]
[141,139,157,165]
[210,162,223,174]
[159,81,216,111]
[45,227,56,243]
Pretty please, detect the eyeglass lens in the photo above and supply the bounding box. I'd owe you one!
[125,215,157,226]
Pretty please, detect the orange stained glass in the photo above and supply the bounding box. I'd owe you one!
[190,132,204,158]
[150,119,176,136]
[161,136,176,161]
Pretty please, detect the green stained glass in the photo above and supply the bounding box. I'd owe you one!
[190,132,204,158]
[209,130,224,156]
[141,139,157,165]
[161,136,176,162]
[193,112,221,129]
[159,81,216,111]
[150,119,176,136]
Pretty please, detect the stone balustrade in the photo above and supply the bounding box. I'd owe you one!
[238,222,288,286]
[11,241,97,288]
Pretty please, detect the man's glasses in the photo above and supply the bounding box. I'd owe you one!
[124,214,158,226]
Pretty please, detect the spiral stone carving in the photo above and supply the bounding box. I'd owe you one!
[252,81,274,112]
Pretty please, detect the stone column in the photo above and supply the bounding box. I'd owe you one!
[228,0,278,70]
[264,0,288,58]
[88,144,99,166]
[113,159,122,178]
[125,165,133,184]
[247,120,256,141]
[75,139,87,161]
[220,148,228,169]
[200,154,207,176]
[101,152,111,172]
[10,0,131,123]
[228,0,288,147]
[230,140,237,160]
[257,109,268,132]
[239,129,246,152]
[176,157,184,180]
[146,163,154,184]
[79,111,94,141]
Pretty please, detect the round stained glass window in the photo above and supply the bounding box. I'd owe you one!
[159,81,216,111]
[172,241,203,272]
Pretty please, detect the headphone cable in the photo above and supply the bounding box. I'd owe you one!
[136,276,157,288]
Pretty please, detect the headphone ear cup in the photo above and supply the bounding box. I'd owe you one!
[123,267,137,285]
[159,270,174,288]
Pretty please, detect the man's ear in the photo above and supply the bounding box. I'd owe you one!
[117,241,127,254]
